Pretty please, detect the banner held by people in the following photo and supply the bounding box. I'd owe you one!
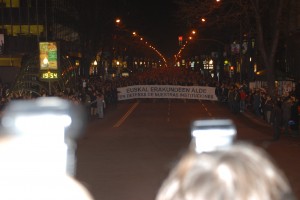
[117,85,218,101]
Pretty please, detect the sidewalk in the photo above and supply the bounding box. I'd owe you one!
[241,110,272,128]
[241,108,300,138]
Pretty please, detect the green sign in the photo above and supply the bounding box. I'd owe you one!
[39,42,58,70]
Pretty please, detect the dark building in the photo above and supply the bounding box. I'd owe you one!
[0,0,79,84]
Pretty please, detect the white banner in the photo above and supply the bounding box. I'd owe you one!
[117,85,218,101]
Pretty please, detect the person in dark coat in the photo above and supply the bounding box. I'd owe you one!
[290,96,299,134]
[281,96,292,135]
[252,90,261,117]
[232,87,241,114]
[271,99,282,141]
[215,83,222,102]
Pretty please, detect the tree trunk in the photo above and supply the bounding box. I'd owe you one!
[252,0,285,99]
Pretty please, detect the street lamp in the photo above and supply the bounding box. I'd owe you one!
[115,18,121,24]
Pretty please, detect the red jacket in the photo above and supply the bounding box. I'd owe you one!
[240,91,247,100]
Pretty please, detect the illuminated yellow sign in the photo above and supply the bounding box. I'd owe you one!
[4,0,20,7]
[39,42,58,70]
[41,71,58,80]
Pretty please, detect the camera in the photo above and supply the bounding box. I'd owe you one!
[190,119,237,153]
[0,97,86,177]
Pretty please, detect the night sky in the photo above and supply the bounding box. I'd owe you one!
[118,0,185,59]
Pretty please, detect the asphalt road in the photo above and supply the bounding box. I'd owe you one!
[75,99,300,200]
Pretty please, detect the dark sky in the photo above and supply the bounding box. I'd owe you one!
[118,0,185,59]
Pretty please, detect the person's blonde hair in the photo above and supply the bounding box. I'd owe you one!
[156,142,295,200]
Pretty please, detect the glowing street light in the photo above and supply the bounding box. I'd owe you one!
[115,18,121,24]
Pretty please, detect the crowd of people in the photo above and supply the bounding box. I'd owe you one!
[1,67,300,133]
[215,81,300,140]
[0,67,299,199]
[0,67,213,118]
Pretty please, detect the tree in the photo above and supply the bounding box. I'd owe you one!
[175,0,293,97]
[61,0,161,78]
[70,0,114,77]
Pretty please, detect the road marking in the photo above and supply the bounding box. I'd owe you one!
[113,101,139,128]
[201,102,212,117]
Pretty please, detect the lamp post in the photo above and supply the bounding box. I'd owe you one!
[239,11,243,83]
[111,18,121,76]
[93,60,98,77]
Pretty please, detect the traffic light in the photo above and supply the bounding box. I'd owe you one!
[178,36,183,46]
[229,66,234,78]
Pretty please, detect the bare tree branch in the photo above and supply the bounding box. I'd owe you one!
[175,0,293,96]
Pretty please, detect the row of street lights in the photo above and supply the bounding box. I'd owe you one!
[174,0,259,83]
[176,28,258,83]
[90,18,167,78]
[175,29,223,82]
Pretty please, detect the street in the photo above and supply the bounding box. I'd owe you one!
[76,99,300,200]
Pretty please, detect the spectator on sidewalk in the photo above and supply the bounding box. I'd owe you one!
[232,86,240,114]
[96,92,105,119]
[271,98,283,141]
[239,88,247,112]
[260,92,267,120]
[221,83,229,102]
[252,90,262,117]
[228,86,235,113]
[89,91,97,119]
[282,96,292,135]
[215,83,222,102]
[263,95,273,124]
[290,96,299,135]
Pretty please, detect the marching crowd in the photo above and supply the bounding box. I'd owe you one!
[0,67,299,199]
[0,67,211,118]
[1,67,300,135]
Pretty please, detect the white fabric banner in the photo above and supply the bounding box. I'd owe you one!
[117,85,218,101]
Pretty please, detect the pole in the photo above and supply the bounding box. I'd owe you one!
[1,0,4,31]
[48,80,51,96]
[239,19,242,83]
[36,0,39,42]
[239,0,242,83]
[10,0,13,35]
[44,0,47,41]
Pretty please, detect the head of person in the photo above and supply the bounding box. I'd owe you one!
[156,142,295,200]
